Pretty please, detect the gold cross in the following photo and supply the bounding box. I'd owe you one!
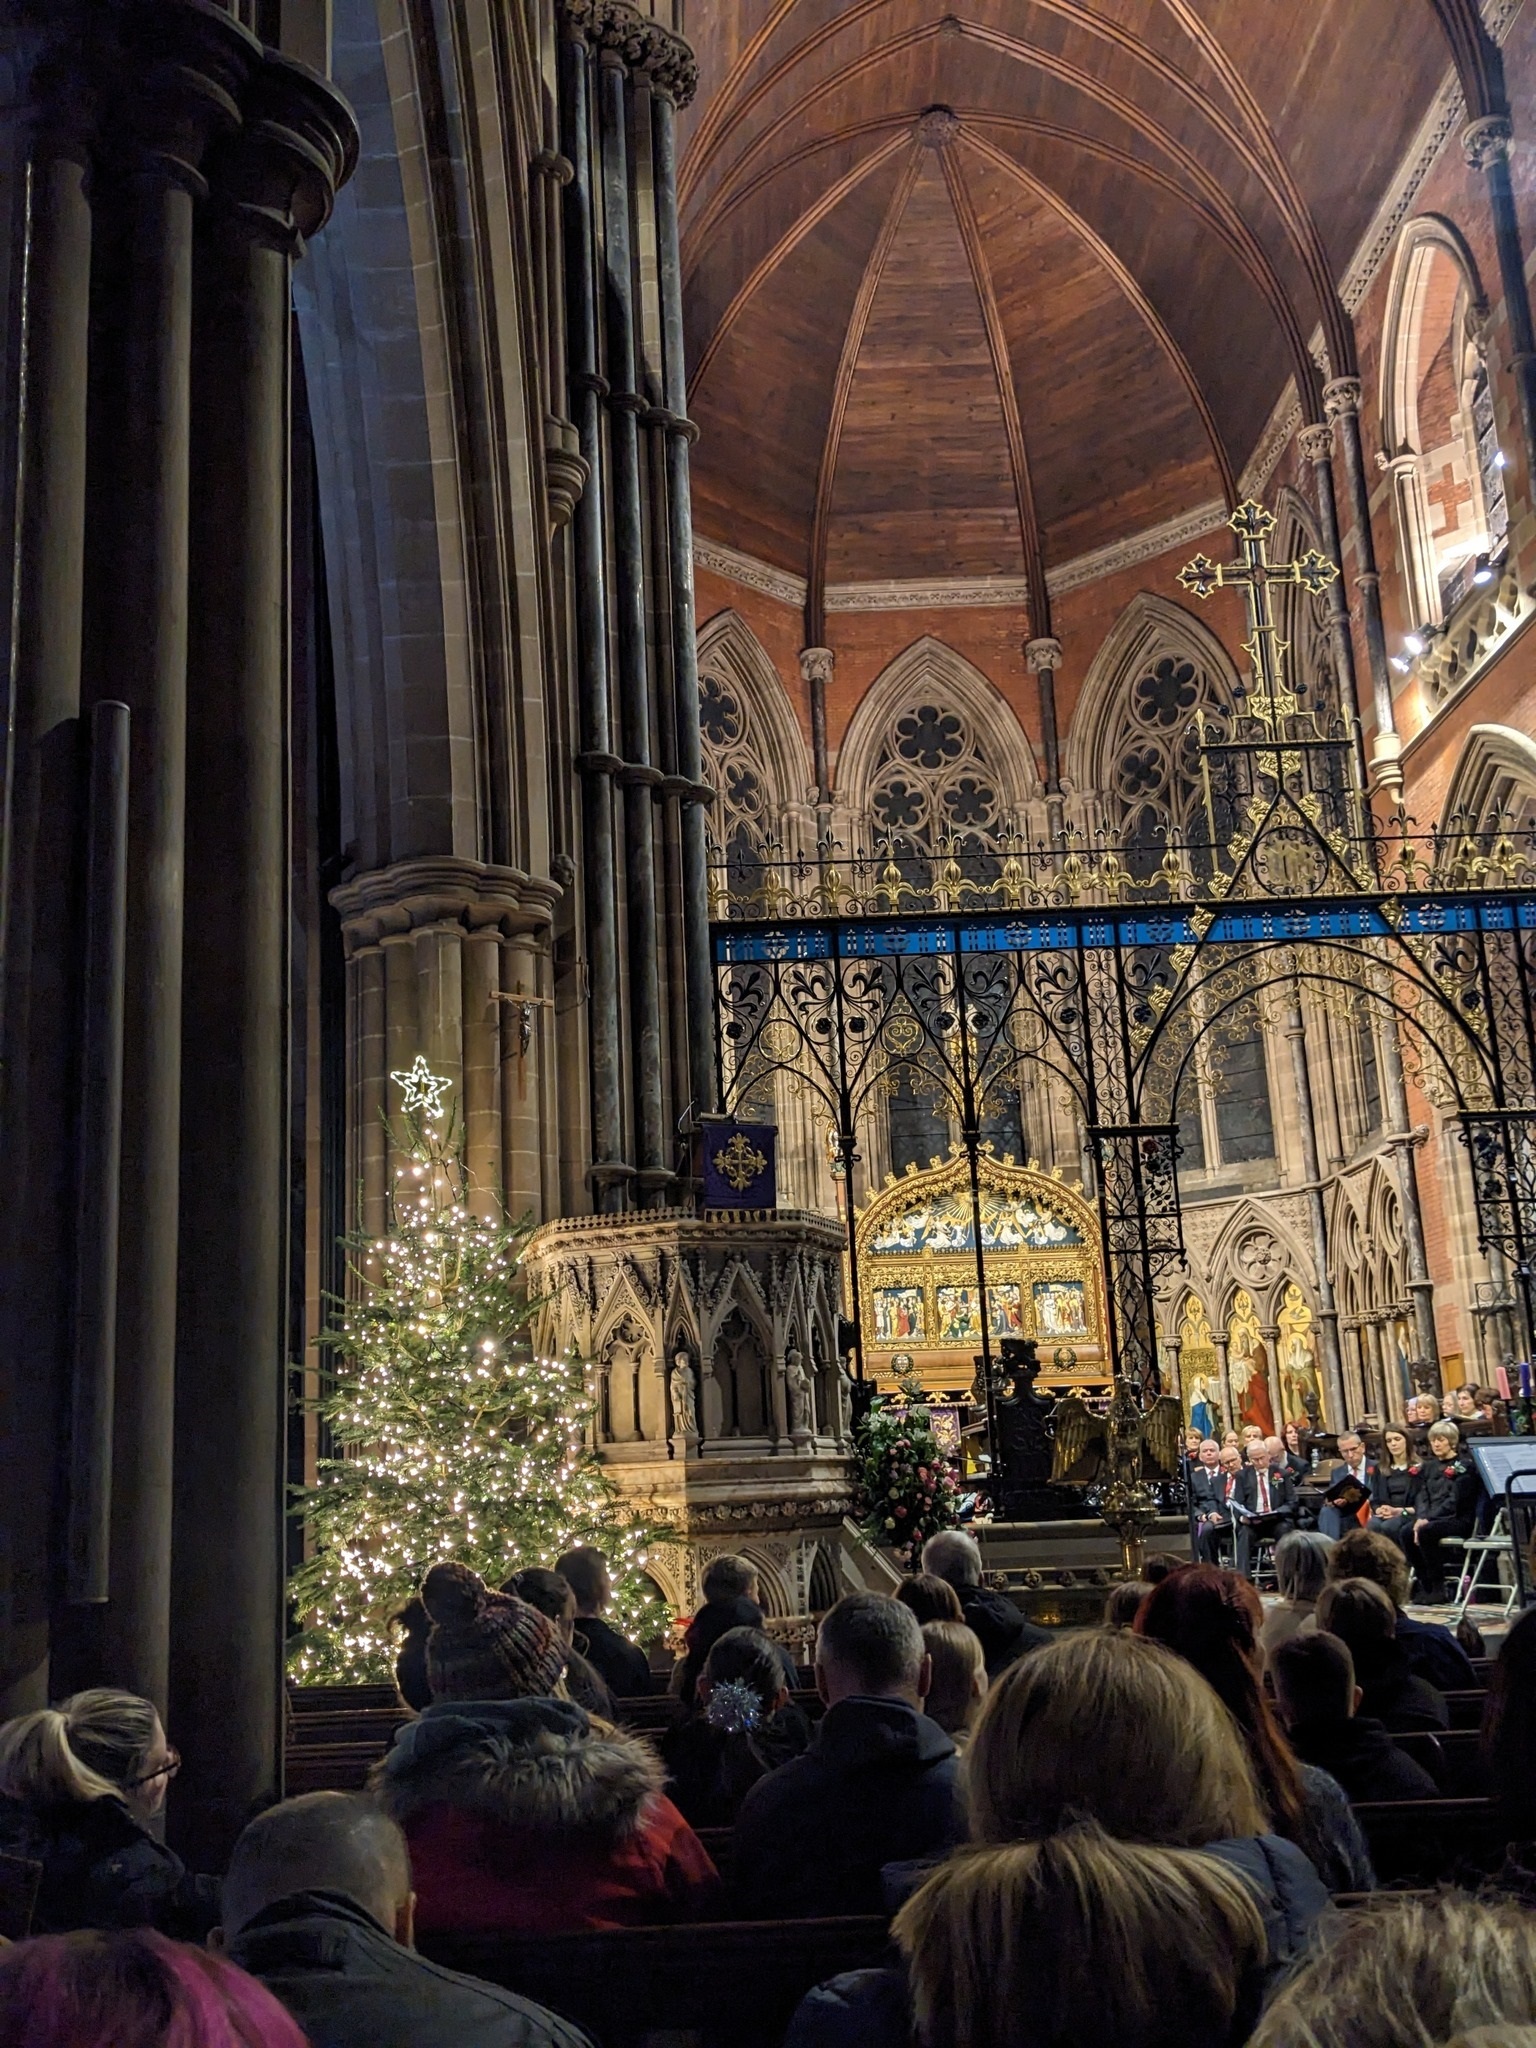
[1177,501,1338,732]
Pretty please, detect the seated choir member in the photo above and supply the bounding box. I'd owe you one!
[1231,1440,1298,1577]
[1269,1632,1438,1802]
[1364,1426,1419,1549]
[1195,1444,1246,1566]
[0,1688,218,1938]
[372,1563,717,1934]
[1319,1431,1377,1542]
[221,1789,592,2048]
[1406,1420,1481,1605]
[731,1593,965,1919]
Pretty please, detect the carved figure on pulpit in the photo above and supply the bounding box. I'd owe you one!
[700,1354,725,1442]
[670,1352,698,1440]
[832,1359,854,1448]
[785,1346,814,1437]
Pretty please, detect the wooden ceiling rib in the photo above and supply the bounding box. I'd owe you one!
[806,146,924,640]
[940,143,1045,619]
[679,1,1460,598]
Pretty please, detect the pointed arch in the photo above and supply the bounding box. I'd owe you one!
[1065,592,1243,801]
[1441,723,1536,834]
[696,610,817,863]
[835,637,1040,833]
[1379,214,1504,629]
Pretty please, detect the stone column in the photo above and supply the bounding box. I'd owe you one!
[1299,421,1369,774]
[103,0,256,1712]
[1323,376,1401,793]
[651,79,715,1131]
[597,45,666,1199]
[1162,1333,1184,1409]
[1381,450,1439,637]
[172,52,356,1867]
[800,646,835,830]
[0,48,95,1711]
[1282,982,1346,1427]
[1260,1325,1285,1442]
[1025,636,1064,836]
[1464,116,1536,495]
[557,21,626,1205]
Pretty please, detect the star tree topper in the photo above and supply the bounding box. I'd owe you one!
[390,1054,452,1122]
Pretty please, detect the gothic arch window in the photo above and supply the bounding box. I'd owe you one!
[1273,487,1336,714]
[1381,218,1506,629]
[696,611,815,891]
[1441,724,1536,844]
[837,638,1039,858]
[1072,598,1273,1176]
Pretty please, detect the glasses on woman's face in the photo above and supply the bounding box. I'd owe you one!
[126,1745,181,1790]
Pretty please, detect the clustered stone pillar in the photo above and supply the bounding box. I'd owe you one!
[1299,420,1370,781]
[1322,375,1401,793]
[800,646,835,840]
[0,6,355,1848]
[1282,983,1347,1427]
[557,0,702,1206]
[1025,636,1065,836]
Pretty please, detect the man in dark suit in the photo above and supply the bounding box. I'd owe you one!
[1233,1439,1298,1576]
[1196,1444,1246,1564]
[1188,1438,1225,1550]
[1319,1430,1378,1540]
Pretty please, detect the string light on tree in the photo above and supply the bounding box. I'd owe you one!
[288,1063,668,1682]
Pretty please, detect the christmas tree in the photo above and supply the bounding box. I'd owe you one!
[288,1058,669,1682]
[853,1363,960,1569]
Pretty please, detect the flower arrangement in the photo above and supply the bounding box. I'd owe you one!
[853,1364,960,1568]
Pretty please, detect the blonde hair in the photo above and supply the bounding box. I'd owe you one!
[894,1822,1266,2048]
[965,1629,1265,1846]
[922,1622,986,1739]
[1250,1894,1536,2048]
[0,1689,158,1807]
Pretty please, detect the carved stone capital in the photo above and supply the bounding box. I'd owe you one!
[1297,423,1333,464]
[107,0,259,197]
[1463,114,1513,172]
[210,53,359,252]
[330,855,563,954]
[559,0,698,105]
[1025,636,1063,674]
[799,646,835,687]
[1322,377,1363,423]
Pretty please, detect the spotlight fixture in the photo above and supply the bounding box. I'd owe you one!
[1473,553,1495,585]
[1403,632,1426,657]
[1495,450,1509,469]
[1390,655,1411,674]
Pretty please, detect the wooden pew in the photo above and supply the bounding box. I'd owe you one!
[1392,1728,1489,1796]
[419,1914,892,2048]
[1441,1690,1489,1731]
[1353,1798,1505,1885]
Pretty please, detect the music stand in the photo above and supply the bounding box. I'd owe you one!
[1467,1442,1536,1612]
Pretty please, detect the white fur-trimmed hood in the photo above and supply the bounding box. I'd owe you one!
[374,1697,664,1843]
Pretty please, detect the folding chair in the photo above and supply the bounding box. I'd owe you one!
[1451,1506,1519,1623]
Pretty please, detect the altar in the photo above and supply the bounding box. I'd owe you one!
[850,1151,1110,1393]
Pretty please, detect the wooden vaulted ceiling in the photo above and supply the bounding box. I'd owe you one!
[677,1,1460,634]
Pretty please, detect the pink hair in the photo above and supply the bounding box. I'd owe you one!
[0,1928,308,2048]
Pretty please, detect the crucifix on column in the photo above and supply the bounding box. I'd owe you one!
[493,985,556,1096]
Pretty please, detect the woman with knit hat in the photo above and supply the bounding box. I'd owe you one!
[373,1563,718,1934]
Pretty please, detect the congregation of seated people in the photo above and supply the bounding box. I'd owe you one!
[6,1535,1536,2048]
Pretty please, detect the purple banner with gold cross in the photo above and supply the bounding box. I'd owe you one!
[700,1119,777,1212]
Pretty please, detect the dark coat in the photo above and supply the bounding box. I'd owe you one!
[574,1615,653,1699]
[1394,1612,1477,1691]
[1235,1466,1299,1522]
[1287,1716,1439,1802]
[731,1697,964,1918]
[1188,1467,1227,1519]
[661,1702,812,1828]
[782,1832,1332,2048]
[955,1584,1051,1678]
[1370,1464,1418,1511]
[677,1597,799,1708]
[1294,1764,1376,1893]
[230,1889,594,2048]
[0,1792,220,1939]
[1413,1455,1481,1528]
[374,1698,718,1935]
[1356,1659,1449,1735]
